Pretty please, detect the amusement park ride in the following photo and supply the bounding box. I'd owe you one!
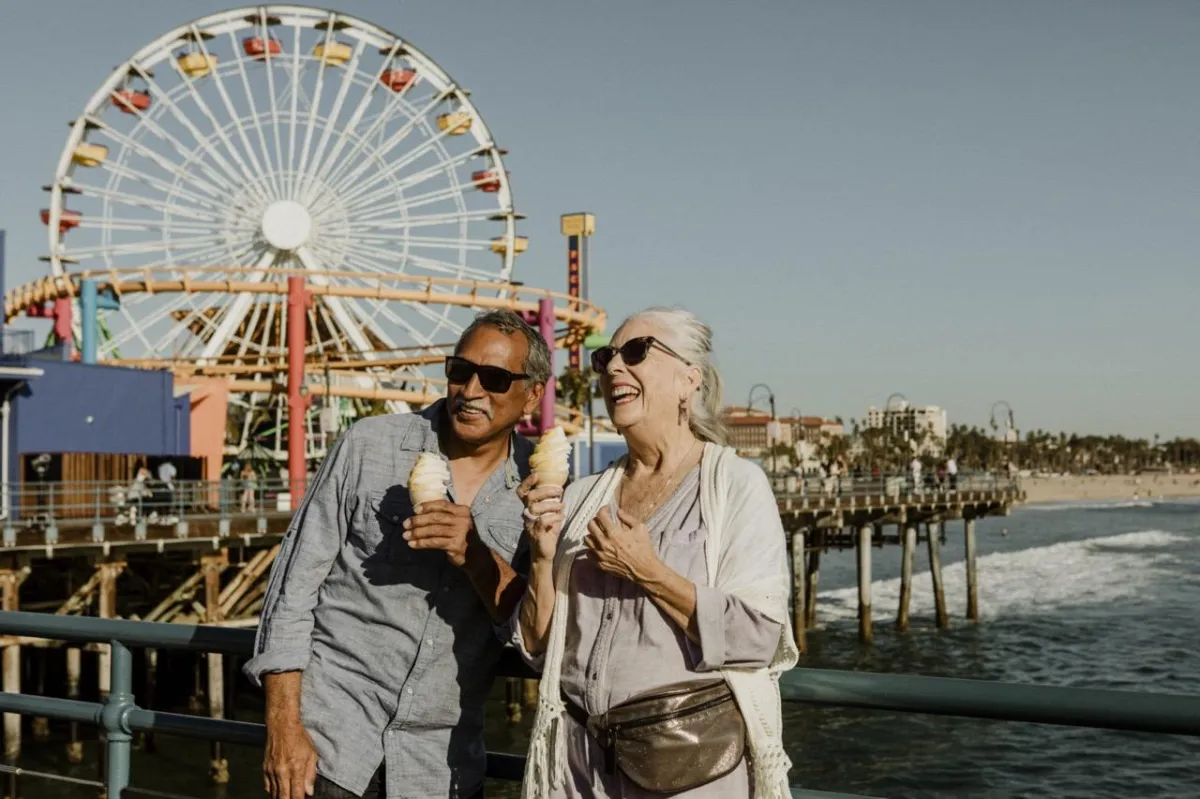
[5,5,606,473]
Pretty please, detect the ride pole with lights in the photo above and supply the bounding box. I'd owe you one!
[561,213,595,372]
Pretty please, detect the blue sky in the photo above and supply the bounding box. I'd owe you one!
[1,1,1197,437]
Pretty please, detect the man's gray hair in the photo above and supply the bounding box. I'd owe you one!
[457,309,552,385]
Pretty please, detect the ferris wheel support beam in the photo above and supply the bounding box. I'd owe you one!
[295,247,379,355]
[296,246,410,413]
[198,249,277,362]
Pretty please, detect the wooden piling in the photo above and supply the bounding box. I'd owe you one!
[896,524,917,632]
[965,518,979,622]
[856,525,873,642]
[790,530,806,654]
[31,649,50,739]
[505,679,523,724]
[0,567,24,762]
[96,559,125,697]
[201,551,230,785]
[927,523,949,629]
[804,547,820,628]
[522,677,539,711]
[66,646,82,763]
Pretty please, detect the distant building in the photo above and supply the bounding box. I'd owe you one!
[723,407,843,462]
[724,407,774,457]
[865,401,947,455]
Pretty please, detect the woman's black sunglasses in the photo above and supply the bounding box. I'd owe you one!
[590,336,690,372]
[444,355,528,393]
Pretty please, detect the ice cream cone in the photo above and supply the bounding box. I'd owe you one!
[408,451,449,507]
[531,426,571,486]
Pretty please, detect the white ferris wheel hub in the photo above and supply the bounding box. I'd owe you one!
[261,200,313,251]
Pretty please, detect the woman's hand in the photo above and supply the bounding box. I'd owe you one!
[516,474,564,562]
[585,506,662,583]
[588,506,701,643]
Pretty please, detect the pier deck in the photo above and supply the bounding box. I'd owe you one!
[0,475,1023,770]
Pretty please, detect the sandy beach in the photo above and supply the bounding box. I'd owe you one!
[1021,473,1200,504]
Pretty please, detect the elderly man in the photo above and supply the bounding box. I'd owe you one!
[245,309,552,799]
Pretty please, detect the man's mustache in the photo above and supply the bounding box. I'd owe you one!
[454,397,494,419]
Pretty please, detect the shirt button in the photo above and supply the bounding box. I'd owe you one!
[386,730,394,737]
[443,586,450,593]
[426,639,433,646]
[407,687,414,695]
[390,514,399,522]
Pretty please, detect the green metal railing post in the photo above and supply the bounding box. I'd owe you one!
[102,640,134,798]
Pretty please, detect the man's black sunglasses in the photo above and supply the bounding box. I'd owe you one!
[444,355,528,393]
[590,336,690,372]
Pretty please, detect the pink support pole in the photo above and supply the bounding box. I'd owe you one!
[538,298,556,433]
[53,298,73,357]
[287,277,309,500]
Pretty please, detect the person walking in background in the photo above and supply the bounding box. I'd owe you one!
[946,455,958,491]
[910,456,922,493]
[240,463,257,513]
[157,459,177,511]
[129,463,152,522]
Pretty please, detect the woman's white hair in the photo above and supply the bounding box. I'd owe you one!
[618,306,727,445]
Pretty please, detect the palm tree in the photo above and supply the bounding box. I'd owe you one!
[556,367,596,411]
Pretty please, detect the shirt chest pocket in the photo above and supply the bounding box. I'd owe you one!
[476,517,524,567]
[657,523,708,575]
[353,488,423,567]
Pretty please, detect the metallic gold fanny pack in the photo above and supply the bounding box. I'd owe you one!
[564,679,746,793]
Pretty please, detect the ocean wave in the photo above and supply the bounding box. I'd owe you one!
[815,530,1187,624]
[1023,499,1156,512]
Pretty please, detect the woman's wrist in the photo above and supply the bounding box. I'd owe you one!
[630,551,668,588]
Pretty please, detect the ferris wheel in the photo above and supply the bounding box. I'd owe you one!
[40,5,529,457]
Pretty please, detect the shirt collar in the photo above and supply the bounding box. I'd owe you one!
[409,399,521,489]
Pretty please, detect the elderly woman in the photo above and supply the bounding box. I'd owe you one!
[513,308,798,799]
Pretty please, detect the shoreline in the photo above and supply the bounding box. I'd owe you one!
[1020,473,1200,504]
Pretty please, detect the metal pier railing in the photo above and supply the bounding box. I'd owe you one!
[0,612,1196,798]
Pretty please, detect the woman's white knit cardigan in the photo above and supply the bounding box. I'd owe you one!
[521,443,800,798]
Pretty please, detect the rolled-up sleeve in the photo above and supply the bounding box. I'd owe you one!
[503,595,546,672]
[694,586,783,671]
[243,430,355,686]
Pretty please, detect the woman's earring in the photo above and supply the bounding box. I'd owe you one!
[678,396,688,425]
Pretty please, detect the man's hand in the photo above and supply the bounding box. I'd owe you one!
[403,500,477,568]
[262,673,316,799]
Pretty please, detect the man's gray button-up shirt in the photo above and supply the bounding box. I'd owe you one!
[244,401,532,798]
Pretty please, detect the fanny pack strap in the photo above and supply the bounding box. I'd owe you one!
[560,693,619,775]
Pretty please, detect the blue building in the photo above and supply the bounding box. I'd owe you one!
[0,231,193,520]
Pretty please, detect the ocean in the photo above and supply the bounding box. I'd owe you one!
[14,499,1200,798]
